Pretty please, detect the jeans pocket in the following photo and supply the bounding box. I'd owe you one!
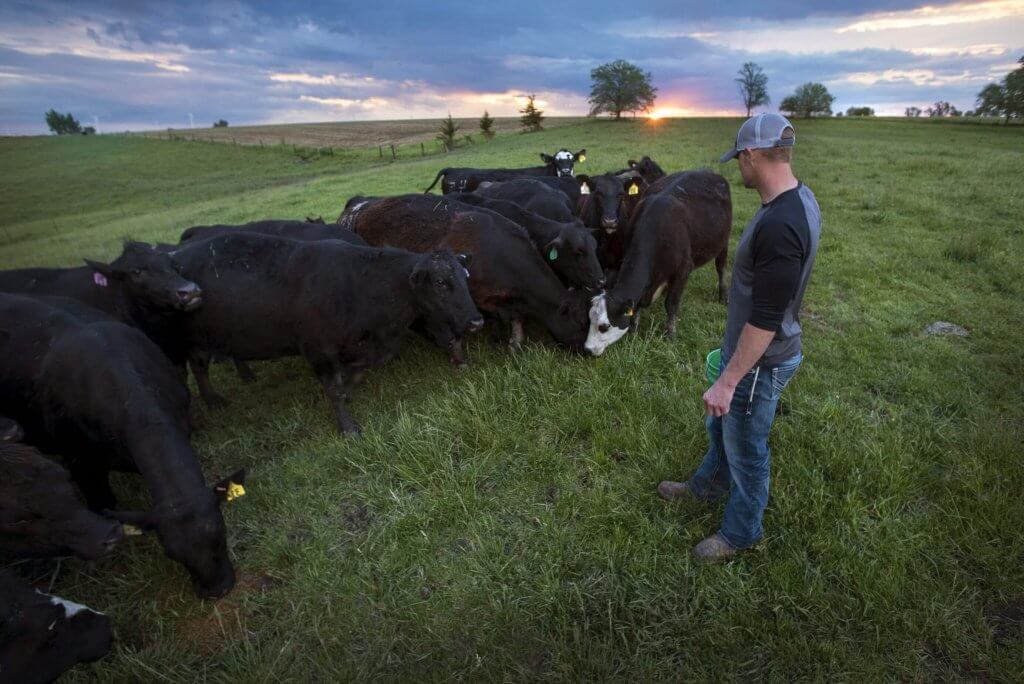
[770,362,800,400]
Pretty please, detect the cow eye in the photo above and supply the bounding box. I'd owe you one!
[436,278,446,286]
[132,268,142,276]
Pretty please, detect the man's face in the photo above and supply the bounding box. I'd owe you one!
[738,149,756,188]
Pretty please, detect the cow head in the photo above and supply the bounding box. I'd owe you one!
[627,156,666,183]
[585,292,632,356]
[540,148,586,177]
[544,221,605,292]
[409,250,484,337]
[0,442,124,560]
[0,416,23,443]
[542,289,591,351]
[105,469,246,600]
[85,241,202,312]
[0,575,113,683]
[578,174,644,233]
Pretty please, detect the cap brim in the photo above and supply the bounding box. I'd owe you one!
[718,148,739,163]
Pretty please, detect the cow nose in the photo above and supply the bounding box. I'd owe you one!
[602,218,617,228]
[599,324,610,333]
[467,318,484,333]
[596,278,606,289]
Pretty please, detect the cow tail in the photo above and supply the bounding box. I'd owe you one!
[424,168,450,193]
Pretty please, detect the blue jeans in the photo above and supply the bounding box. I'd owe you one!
[688,352,802,549]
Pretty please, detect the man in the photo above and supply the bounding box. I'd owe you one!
[657,113,821,562]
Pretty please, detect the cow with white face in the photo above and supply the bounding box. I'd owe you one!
[585,293,630,356]
[540,149,586,177]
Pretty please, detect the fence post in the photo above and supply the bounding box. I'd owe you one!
[390,144,396,160]
[421,142,425,156]
[379,145,383,158]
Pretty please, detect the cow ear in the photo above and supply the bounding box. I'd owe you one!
[213,468,247,504]
[540,153,554,164]
[455,253,472,269]
[544,237,564,262]
[624,178,642,196]
[622,298,637,317]
[628,159,638,168]
[577,175,592,195]
[83,259,125,281]
[575,149,586,162]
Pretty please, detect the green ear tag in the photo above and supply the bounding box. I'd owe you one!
[548,248,558,261]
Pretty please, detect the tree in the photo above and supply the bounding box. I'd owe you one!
[735,62,769,117]
[436,113,460,148]
[905,106,922,117]
[846,106,875,117]
[976,56,1024,123]
[520,94,544,132]
[927,101,961,117]
[82,126,96,135]
[779,82,834,118]
[588,59,657,119]
[479,110,495,139]
[44,109,82,135]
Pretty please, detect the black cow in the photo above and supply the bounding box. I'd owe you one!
[611,156,667,185]
[0,241,202,375]
[1,436,123,561]
[343,196,590,357]
[468,178,575,222]
[170,234,482,432]
[577,174,646,273]
[179,219,367,246]
[0,572,113,684]
[464,173,583,208]
[423,148,586,193]
[445,194,604,291]
[0,294,246,599]
[585,171,731,355]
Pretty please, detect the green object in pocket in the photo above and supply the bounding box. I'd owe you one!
[705,348,722,385]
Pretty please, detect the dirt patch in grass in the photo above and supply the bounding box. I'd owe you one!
[986,598,1024,644]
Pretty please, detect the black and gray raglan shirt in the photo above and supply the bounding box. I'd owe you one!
[721,182,821,366]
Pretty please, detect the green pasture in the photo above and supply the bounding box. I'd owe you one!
[0,116,1022,680]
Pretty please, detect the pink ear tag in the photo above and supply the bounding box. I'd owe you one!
[93,272,108,287]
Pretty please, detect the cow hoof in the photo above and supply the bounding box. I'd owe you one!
[664,327,677,340]
[451,359,469,370]
[340,423,363,437]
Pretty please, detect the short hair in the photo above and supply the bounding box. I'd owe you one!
[757,127,795,163]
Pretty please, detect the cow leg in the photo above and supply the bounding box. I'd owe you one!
[664,270,692,339]
[509,319,525,350]
[189,353,229,408]
[449,338,467,368]
[234,360,257,383]
[70,465,116,511]
[715,248,729,305]
[315,365,362,435]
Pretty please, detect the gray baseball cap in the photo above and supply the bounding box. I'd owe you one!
[719,113,796,163]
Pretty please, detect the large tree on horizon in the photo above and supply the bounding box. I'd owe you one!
[780,83,834,118]
[735,62,770,117]
[588,60,657,119]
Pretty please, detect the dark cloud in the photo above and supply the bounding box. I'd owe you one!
[0,0,1019,133]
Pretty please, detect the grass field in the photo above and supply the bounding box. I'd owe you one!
[1,116,1023,681]
[135,116,588,148]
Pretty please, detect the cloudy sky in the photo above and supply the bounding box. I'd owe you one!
[1,0,1020,134]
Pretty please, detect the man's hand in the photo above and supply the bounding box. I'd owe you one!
[703,377,737,417]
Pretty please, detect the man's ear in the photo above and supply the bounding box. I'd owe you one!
[213,468,247,504]
[540,153,554,165]
[575,149,586,162]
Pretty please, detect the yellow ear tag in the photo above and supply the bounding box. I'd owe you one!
[122,524,144,537]
[628,184,639,196]
[226,482,246,502]
[625,307,635,317]
[580,184,590,195]
[578,154,586,162]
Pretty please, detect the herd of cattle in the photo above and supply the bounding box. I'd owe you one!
[0,148,732,681]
